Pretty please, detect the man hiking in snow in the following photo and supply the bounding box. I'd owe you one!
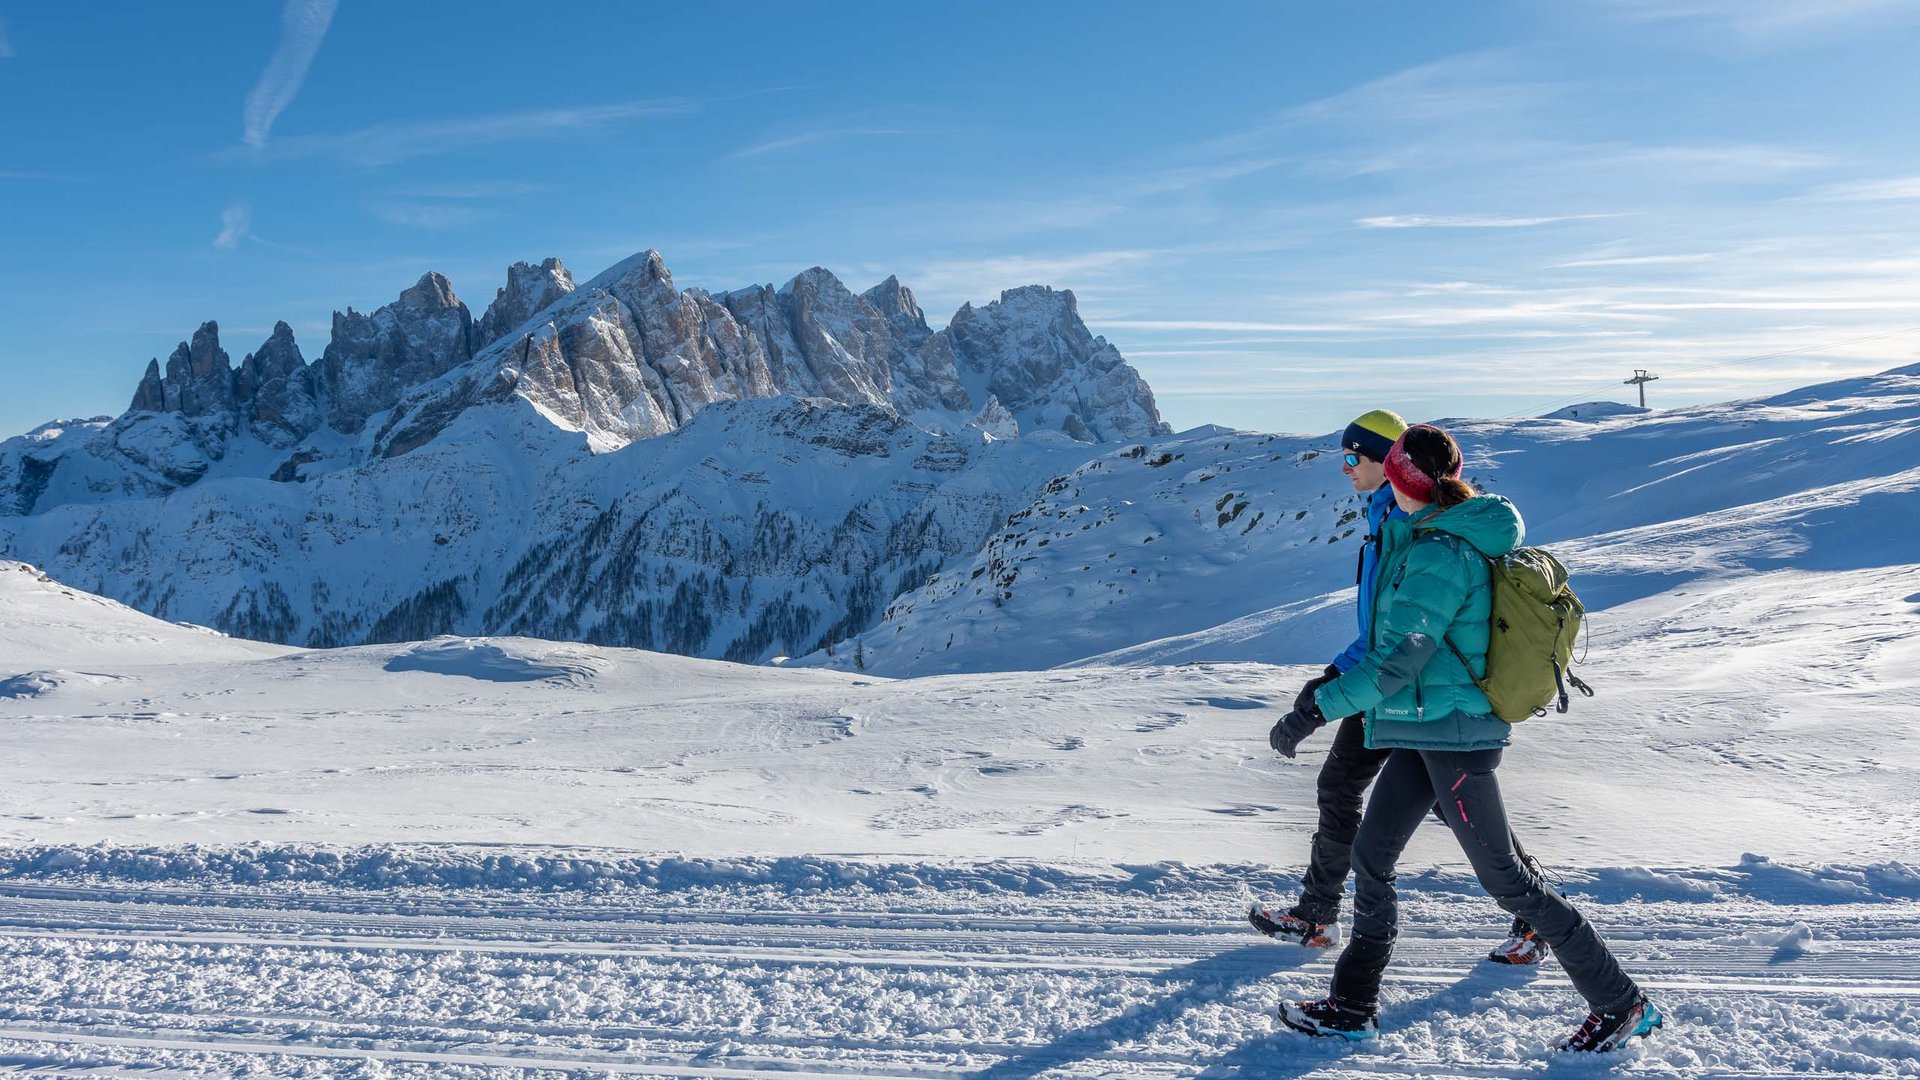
[1248,409,1549,966]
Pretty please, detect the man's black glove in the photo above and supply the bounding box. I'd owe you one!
[1293,664,1341,715]
[1269,700,1326,758]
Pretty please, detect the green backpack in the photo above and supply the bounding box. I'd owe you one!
[1435,538,1595,723]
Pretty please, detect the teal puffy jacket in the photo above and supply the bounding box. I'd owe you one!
[1314,494,1525,752]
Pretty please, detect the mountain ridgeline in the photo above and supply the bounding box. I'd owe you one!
[0,251,1173,663]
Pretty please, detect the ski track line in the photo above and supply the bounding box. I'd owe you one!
[0,1021,1890,1080]
[1,891,1918,990]
[0,1022,980,1080]
[3,1000,1143,1068]
[5,881,1909,941]
[1,886,1914,951]
[3,914,1918,992]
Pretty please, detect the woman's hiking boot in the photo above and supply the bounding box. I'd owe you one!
[1487,915,1549,965]
[1248,901,1337,948]
[1558,994,1663,1052]
[1278,996,1379,1041]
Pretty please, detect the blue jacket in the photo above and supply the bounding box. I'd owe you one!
[1332,483,1406,673]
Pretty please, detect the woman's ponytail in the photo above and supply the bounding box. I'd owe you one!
[1433,475,1476,508]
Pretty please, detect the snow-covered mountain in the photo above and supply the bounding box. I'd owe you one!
[828,362,1920,675]
[8,243,1918,679]
[0,252,1169,660]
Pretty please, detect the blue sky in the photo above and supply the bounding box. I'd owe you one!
[5,0,1920,439]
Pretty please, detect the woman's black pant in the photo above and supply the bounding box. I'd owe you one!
[1329,746,1641,1013]
[1296,715,1537,923]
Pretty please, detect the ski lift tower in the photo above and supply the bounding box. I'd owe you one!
[1624,369,1659,408]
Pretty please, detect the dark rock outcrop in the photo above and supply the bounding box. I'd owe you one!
[319,272,476,434]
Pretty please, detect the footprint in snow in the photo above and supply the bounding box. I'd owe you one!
[1207,803,1280,817]
[1135,712,1186,732]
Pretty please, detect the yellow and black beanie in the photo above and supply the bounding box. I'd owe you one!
[1341,409,1407,463]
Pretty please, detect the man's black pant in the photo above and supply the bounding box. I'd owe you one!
[1329,747,1641,1012]
[1294,714,1538,924]
[1294,714,1388,922]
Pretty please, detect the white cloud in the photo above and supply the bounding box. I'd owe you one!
[214,204,251,249]
[901,250,1159,307]
[1591,143,1832,173]
[243,101,693,166]
[1802,175,1920,202]
[728,127,943,160]
[1598,0,1920,42]
[1282,51,1546,131]
[242,0,340,149]
[1555,252,1722,268]
[370,202,487,229]
[395,180,549,199]
[1358,213,1621,229]
[1612,299,1920,312]
[1098,319,1361,333]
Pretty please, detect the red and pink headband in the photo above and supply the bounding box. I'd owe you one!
[1382,430,1461,503]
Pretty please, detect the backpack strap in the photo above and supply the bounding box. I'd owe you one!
[1356,489,1393,585]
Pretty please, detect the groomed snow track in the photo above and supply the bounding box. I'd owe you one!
[0,861,1914,1078]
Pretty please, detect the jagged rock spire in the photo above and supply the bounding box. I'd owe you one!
[319,272,477,434]
[477,258,576,348]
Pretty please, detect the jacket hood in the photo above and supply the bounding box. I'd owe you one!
[1415,494,1524,558]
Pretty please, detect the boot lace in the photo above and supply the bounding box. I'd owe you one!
[1568,1010,1605,1049]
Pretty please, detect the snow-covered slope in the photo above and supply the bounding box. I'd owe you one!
[0,560,287,672]
[3,562,1914,864]
[839,363,1920,674]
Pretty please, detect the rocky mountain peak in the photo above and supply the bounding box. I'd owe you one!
[236,322,320,448]
[152,320,236,418]
[860,275,932,347]
[586,249,671,293]
[477,258,576,348]
[780,266,847,297]
[398,271,461,311]
[944,285,1168,443]
[320,274,477,434]
[186,321,229,378]
[129,360,165,412]
[378,250,1165,457]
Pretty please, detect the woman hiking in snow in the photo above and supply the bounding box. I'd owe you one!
[1268,423,1661,1052]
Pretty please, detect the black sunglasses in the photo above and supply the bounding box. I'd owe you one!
[1342,452,1366,468]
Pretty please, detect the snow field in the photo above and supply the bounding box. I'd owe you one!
[0,864,1914,1077]
[0,577,1917,1078]
[5,560,1917,866]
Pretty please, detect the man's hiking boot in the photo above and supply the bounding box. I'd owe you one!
[1487,915,1549,965]
[1557,994,1663,1052]
[1278,996,1379,1041]
[1248,901,1337,948]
